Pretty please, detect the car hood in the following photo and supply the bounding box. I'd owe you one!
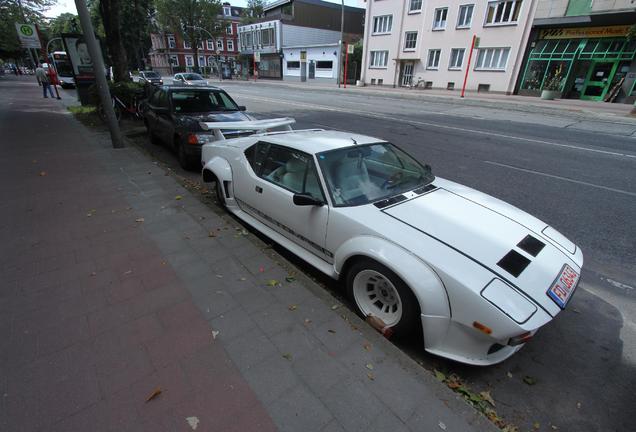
[382,178,583,316]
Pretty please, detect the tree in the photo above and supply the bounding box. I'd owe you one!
[241,0,265,24]
[96,0,129,81]
[155,0,223,73]
[42,12,79,51]
[0,0,53,61]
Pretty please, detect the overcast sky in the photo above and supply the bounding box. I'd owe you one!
[44,0,364,18]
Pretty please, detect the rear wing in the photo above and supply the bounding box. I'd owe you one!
[199,117,296,141]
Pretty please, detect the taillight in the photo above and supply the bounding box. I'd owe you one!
[508,331,533,346]
[187,134,199,145]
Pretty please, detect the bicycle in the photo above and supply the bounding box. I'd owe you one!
[406,78,426,89]
[97,87,146,123]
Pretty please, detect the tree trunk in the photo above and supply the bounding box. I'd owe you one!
[99,0,130,82]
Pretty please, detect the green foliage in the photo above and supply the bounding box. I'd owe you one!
[155,0,223,71]
[0,0,54,59]
[241,0,265,24]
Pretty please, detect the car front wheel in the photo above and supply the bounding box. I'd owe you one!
[346,258,420,338]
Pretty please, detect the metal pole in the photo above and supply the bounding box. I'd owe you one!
[74,0,124,148]
[344,43,349,89]
[461,35,476,98]
[17,0,37,69]
[337,0,344,87]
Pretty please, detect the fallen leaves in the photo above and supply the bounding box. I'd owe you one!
[185,416,200,430]
[438,421,447,430]
[135,218,145,223]
[331,304,340,310]
[285,275,296,283]
[282,353,292,361]
[145,387,162,402]
[39,171,47,176]
[523,376,537,386]
[363,342,371,352]
[480,390,496,407]
[365,363,374,371]
[86,209,96,217]
[266,279,280,287]
[366,372,375,381]
[327,329,336,334]
[175,195,183,200]
[288,304,298,311]
[211,330,219,340]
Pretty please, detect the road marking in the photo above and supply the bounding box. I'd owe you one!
[236,93,636,160]
[483,160,636,197]
[601,277,635,292]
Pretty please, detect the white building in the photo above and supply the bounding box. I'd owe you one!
[237,0,365,83]
[361,0,538,93]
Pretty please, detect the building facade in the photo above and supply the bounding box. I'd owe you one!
[148,2,243,76]
[516,0,636,102]
[361,0,538,93]
[237,0,365,82]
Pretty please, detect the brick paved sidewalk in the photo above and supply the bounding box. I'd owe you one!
[0,75,495,432]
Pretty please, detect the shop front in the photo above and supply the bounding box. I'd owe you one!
[518,25,636,102]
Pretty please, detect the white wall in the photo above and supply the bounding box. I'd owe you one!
[362,0,538,93]
[283,45,341,80]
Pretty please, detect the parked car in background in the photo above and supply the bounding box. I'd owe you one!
[173,73,210,86]
[138,70,163,86]
[200,119,583,366]
[142,85,250,170]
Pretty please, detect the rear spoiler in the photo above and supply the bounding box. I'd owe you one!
[199,117,296,140]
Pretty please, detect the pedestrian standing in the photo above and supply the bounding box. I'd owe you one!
[35,61,55,98]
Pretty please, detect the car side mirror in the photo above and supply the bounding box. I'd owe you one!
[293,193,324,206]
[237,105,246,111]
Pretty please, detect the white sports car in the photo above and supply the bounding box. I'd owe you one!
[200,118,583,366]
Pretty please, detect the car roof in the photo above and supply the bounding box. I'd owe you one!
[231,130,384,154]
[163,85,221,91]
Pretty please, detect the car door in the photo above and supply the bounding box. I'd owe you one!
[154,90,173,144]
[234,142,332,262]
[145,89,162,133]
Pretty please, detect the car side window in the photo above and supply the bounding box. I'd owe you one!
[157,90,169,109]
[245,142,270,175]
[260,145,325,199]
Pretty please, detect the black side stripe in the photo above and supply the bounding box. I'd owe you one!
[236,198,334,260]
[381,211,554,318]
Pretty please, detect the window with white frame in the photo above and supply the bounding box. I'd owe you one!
[207,39,214,50]
[208,56,215,66]
[433,8,448,30]
[408,0,422,13]
[449,48,465,69]
[217,39,224,51]
[457,4,474,28]
[475,47,510,70]
[169,54,179,66]
[226,24,233,34]
[167,35,176,48]
[223,6,231,16]
[227,40,234,51]
[486,1,522,25]
[260,28,275,46]
[427,49,441,69]
[185,55,194,67]
[197,40,204,50]
[372,15,393,34]
[369,50,388,68]
[404,32,417,51]
[198,55,205,66]
[184,40,191,49]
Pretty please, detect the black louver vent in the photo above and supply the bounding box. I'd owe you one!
[497,250,531,277]
[517,235,545,257]
[374,194,407,209]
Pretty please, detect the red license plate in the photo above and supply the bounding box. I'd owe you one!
[547,264,579,309]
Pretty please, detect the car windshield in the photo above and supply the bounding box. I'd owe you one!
[317,143,434,207]
[143,71,159,78]
[170,90,239,113]
[183,73,204,80]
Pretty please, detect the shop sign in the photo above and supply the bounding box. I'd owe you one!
[540,25,630,40]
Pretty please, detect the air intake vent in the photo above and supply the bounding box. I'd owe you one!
[517,235,545,257]
[497,250,531,277]
[374,194,407,209]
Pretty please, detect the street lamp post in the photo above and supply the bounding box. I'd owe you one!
[337,0,344,88]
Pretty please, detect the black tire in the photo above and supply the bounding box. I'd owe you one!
[215,179,226,207]
[177,142,198,171]
[346,258,421,338]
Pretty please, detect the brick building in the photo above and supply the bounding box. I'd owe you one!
[149,2,244,77]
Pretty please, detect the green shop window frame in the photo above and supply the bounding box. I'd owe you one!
[520,38,636,95]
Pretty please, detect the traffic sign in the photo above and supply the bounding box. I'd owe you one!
[15,23,41,48]
[347,44,354,54]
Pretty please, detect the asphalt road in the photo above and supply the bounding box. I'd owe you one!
[95,81,636,431]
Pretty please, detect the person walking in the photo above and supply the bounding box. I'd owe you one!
[35,61,55,98]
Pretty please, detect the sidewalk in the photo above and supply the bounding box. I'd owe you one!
[218,77,636,123]
[0,75,496,432]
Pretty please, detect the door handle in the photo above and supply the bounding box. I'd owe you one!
[255,186,263,193]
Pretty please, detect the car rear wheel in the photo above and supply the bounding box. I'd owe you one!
[177,140,198,171]
[346,258,420,337]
